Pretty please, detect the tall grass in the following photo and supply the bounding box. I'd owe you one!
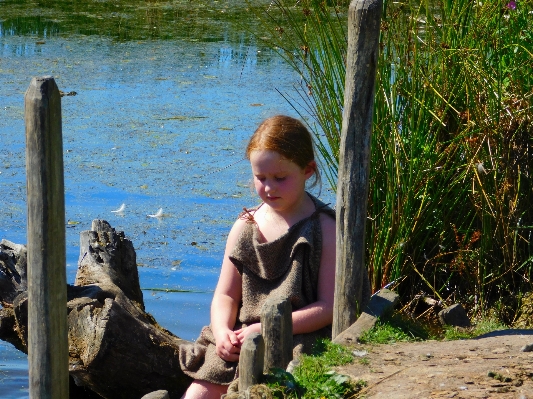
[253,0,533,319]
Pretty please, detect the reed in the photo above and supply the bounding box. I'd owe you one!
[254,0,533,319]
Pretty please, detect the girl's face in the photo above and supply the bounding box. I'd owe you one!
[249,149,315,213]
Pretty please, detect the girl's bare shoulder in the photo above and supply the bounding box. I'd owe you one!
[318,211,336,252]
[318,209,335,229]
[229,214,250,236]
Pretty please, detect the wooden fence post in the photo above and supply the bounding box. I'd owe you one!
[238,332,264,392]
[333,0,383,339]
[261,297,292,373]
[25,76,69,399]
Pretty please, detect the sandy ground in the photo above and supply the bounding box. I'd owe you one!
[336,329,533,398]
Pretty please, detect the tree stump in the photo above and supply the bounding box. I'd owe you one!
[0,221,193,399]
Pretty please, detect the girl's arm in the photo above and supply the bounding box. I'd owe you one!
[291,212,336,334]
[210,218,246,362]
[235,213,336,341]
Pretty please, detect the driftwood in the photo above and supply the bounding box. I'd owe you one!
[0,220,192,399]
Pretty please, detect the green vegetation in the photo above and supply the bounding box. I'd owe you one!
[262,316,505,398]
[358,313,434,344]
[253,0,533,322]
[443,317,508,340]
[0,0,265,42]
[356,312,505,342]
[264,339,366,398]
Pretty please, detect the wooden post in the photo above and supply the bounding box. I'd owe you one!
[25,76,69,399]
[333,0,383,339]
[238,332,264,392]
[261,297,292,373]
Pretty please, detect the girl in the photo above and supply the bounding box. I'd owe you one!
[179,115,337,399]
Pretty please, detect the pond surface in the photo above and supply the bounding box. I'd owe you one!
[0,1,335,397]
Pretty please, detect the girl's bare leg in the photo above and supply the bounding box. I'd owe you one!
[181,380,228,399]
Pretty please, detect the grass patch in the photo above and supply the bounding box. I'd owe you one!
[358,357,369,366]
[443,318,508,340]
[357,311,508,343]
[358,313,434,344]
[310,338,355,366]
[264,339,366,398]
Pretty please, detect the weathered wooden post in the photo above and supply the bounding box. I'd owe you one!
[25,76,69,398]
[238,332,265,392]
[333,0,383,339]
[261,297,292,373]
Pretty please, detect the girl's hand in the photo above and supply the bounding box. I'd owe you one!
[214,329,241,362]
[234,323,261,344]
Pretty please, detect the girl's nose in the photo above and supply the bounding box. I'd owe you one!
[264,180,275,192]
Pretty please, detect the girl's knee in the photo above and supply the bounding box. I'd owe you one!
[181,380,228,399]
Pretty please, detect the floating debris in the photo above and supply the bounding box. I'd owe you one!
[147,208,164,218]
[111,203,126,213]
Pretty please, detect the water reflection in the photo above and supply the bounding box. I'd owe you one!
[0,16,60,37]
[0,0,262,42]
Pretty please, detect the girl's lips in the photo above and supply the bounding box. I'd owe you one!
[267,196,280,200]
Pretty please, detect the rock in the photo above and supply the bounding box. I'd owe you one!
[438,303,471,327]
[520,343,533,352]
[141,390,170,399]
[286,358,300,373]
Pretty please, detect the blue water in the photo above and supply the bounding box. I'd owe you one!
[0,22,335,398]
[0,34,299,287]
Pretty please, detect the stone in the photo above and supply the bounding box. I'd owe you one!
[520,343,533,352]
[141,390,170,399]
[438,303,471,327]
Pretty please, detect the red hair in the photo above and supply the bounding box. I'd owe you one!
[246,115,320,187]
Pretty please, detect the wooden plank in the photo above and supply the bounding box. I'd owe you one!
[261,297,292,373]
[333,289,399,345]
[333,0,383,339]
[238,332,264,392]
[25,76,69,399]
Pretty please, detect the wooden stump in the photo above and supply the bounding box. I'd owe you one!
[0,239,27,305]
[261,297,292,373]
[0,220,194,399]
[238,332,264,392]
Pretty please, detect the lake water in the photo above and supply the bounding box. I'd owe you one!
[0,1,335,397]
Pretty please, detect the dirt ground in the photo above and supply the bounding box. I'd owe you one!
[336,329,533,398]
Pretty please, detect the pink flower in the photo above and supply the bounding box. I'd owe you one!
[506,0,517,9]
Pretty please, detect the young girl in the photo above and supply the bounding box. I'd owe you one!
[179,115,337,399]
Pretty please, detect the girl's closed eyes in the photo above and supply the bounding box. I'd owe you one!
[255,176,287,182]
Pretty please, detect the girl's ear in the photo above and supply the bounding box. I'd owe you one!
[304,160,317,180]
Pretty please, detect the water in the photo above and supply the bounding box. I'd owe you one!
[0,1,335,397]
